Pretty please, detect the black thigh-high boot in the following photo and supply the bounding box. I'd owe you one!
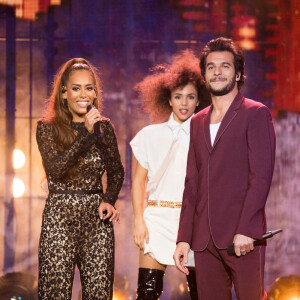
[186,269,198,300]
[136,268,165,300]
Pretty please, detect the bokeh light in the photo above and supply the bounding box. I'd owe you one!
[113,290,128,300]
[13,149,25,169]
[12,177,25,198]
[267,275,300,300]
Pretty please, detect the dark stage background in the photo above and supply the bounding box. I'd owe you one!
[0,0,299,299]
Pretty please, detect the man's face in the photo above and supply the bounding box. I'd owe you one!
[204,51,240,96]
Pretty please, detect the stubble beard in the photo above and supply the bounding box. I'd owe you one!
[206,74,236,96]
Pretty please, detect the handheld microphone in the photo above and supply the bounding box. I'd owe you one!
[87,104,103,139]
[227,229,283,256]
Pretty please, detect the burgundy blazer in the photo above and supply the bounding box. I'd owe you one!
[177,93,276,250]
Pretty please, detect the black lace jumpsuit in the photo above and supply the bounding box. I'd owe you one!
[36,120,124,300]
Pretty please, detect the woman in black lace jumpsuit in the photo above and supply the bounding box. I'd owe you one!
[36,58,124,299]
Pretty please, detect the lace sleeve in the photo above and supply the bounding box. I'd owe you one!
[101,121,124,206]
[36,121,97,180]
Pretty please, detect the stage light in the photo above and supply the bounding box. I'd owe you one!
[13,149,26,169]
[239,26,256,39]
[0,0,62,20]
[113,273,134,299]
[12,177,25,198]
[267,275,300,300]
[179,283,185,293]
[238,19,257,51]
[239,39,256,51]
[113,290,127,300]
[0,272,37,300]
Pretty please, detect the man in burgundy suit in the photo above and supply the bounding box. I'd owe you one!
[174,37,276,299]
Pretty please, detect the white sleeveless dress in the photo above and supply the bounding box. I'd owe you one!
[130,113,195,266]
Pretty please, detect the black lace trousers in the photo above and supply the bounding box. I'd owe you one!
[38,193,114,300]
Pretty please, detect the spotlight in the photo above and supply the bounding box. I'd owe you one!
[267,275,300,300]
[0,272,38,300]
[113,290,128,300]
[12,177,25,198]
[113,273,135,299]
[13,149,26,169]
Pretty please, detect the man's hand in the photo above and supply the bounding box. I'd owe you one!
[173,242,190,275]
[233,234,254,256]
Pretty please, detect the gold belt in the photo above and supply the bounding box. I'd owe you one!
[147,200,182,208]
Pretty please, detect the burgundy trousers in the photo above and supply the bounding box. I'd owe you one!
[194,237,265,300]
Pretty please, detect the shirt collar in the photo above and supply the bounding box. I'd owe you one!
[165,112,192,135]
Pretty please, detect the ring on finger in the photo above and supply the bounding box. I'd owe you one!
[240,249,246,253]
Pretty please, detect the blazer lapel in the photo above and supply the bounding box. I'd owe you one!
[203,105,213,153]
[212,93,244,150]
